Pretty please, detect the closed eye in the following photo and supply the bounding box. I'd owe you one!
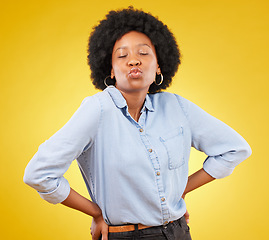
[118,55,127,58]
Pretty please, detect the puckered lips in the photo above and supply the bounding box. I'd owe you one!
[128,67,143,79]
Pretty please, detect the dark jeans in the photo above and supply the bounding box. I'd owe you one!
[103,217,192,240]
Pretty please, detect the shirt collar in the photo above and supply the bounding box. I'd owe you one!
[104,86,154,112]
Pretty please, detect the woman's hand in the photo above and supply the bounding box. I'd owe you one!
[184,209,190,224]
[182,193,190,224]
[61,188,108,239]
[90,214,109,240]
[182,168,216,224]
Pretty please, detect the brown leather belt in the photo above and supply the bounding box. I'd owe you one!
[109,224,152,233]
[108,221,174,233]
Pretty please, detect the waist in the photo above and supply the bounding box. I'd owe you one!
[108,217,182,233]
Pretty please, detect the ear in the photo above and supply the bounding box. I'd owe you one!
[111,69,115,78]
[156,65,161,75]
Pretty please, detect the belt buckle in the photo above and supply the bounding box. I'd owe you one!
[163,221,170,229]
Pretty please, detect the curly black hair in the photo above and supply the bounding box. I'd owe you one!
[87,6,181,93]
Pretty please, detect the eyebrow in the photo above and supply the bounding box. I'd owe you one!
[114,44,151,53]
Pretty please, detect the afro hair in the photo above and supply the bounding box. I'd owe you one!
[87,6,181,93]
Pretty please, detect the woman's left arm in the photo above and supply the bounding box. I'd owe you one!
[183,168,215,198]
[177,95,252,180]
[176,95,252,223]
[182,168,215,223]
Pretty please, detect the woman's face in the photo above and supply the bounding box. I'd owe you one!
[111,31,160,93]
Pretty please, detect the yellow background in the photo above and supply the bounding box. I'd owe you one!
[1,0,268,239]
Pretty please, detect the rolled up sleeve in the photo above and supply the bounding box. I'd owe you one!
[176,95,252,179]
[23,95,101,204]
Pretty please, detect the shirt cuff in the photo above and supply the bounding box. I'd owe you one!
[38,177,70,204]
[203,156,234,179]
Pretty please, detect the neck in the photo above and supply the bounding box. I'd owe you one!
[118,89,148,122]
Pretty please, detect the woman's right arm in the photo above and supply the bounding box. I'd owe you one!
[23,95,105,238]
[62,188,108,240]
[24,95,101,203]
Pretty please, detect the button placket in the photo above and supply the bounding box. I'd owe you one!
[137,123,170,224]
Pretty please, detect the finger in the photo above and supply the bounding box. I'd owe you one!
[101,227,109,240]
[184,210,190,224]
[101,232,108,240]
[92,234,98,240]
[91,232,101,240]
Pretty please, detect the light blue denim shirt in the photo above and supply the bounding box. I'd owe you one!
[24,86,251,226]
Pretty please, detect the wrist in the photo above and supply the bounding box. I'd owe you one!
[91,202,102,219]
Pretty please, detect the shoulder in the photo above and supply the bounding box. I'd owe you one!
[81,91,105,104]
[82,90,121,117]
[149,92,190,116]
[148,91,177,103]
[149,91,188,102]
[80,91,111,110]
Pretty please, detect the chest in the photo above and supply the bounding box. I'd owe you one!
[94,102,192,172]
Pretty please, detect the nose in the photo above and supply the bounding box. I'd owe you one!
[128,58,141,66]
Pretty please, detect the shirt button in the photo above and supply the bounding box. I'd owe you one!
[156,171,160,176]
[161,197,165,202]
[148,149,153,152]
[139,128,143,132]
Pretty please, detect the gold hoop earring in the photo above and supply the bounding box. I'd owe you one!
[154,73,163,86]
[104,76,115,87]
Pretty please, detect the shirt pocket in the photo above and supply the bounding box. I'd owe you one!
[159,127,185,170]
